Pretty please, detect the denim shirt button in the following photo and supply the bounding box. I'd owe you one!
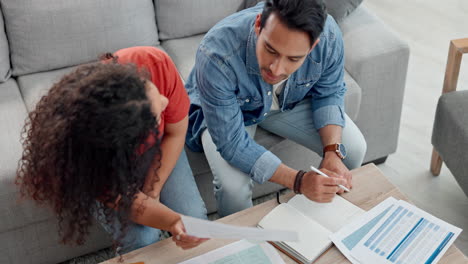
[252,119,256,123]
[267,91,272,96]
[306,83,310,87]
[264,112,268,116]
[245,99,250,103]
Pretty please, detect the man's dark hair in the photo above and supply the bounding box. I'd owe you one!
[260,0,327,45]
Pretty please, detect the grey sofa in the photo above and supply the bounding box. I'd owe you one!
[0,0,409,263]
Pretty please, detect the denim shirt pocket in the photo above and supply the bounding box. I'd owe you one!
[285,80,316,106]
[297,57,322,81]
[237,96,262,111]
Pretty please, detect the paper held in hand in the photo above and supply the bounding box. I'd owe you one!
[181,215,298,242]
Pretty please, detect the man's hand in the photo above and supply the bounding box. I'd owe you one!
[320,152,352,193]
[300,168,348,203]
[169,217,209,250]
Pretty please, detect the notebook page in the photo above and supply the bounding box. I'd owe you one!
[258,203,333,263]
[287,195,365,232]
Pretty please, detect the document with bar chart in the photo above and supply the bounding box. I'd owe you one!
[350,199,462,264]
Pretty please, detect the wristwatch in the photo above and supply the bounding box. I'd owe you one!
[323,143,347,160]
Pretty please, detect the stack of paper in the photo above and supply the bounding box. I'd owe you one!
[179,240,286,264]
[331,197,462,264]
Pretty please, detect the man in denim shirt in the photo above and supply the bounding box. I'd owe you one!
[185,0,367,217]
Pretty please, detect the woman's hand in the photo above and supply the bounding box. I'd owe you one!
[169,217,209,250]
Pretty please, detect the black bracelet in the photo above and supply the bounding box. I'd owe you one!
[293,170,306,194]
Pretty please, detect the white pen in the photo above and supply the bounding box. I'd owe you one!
[310,165,350,192]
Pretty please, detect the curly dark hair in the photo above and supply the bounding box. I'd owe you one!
[15,62,161,249]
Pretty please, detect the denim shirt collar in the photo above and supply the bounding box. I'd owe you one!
[246,25,262,76]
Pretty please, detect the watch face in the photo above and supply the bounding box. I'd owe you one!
[338,144,347,159]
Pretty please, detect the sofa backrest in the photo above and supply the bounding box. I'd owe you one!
[155,0,245,40]
[0,0,160,76]
[0,7,10,82]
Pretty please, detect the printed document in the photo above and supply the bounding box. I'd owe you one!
[178,240,286,264]
[331,197,462,264]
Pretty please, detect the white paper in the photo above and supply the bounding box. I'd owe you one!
[258,203,333,263]
[350,199,462,264]
[178,240,286,264]
[288,194,365,232]
[181,216,298,242]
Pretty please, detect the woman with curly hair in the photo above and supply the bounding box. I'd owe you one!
[16,46,208,254]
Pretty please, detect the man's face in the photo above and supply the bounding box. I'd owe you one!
[255,12,319,85]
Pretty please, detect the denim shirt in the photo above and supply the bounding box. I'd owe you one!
[185,3,347,184]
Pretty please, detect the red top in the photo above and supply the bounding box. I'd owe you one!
[113,46,189,153]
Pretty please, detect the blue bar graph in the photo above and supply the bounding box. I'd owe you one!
[364,206,403,247]
[425,232,454,264]
[370,209,408,251]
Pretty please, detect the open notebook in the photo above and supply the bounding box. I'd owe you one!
[258,194,364,264]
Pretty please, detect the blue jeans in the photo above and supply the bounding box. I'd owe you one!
[95,150,207,254]
[201,100,367,217]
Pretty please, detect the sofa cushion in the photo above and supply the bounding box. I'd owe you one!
[1,0,159,76]
[17,66,78,111]
[162,34,205,81]
[0,79,39,234]
[432,91,468,196]
[344,71,361,120]
[0,218,110,264]
[244,0,363,24]
[155,0,244,40]
[0,8,10,82]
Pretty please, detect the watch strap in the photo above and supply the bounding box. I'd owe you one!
[323,143,344,159]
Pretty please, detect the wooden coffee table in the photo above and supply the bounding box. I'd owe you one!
[101,164,467,264]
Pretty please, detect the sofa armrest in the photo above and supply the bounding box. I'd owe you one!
[340,5,410,162]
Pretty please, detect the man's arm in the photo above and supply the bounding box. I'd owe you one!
[195,50,281,184]
[318,124,352,191]
[143,116,188,199]
[310,19,352,190]
[269,163,347,203]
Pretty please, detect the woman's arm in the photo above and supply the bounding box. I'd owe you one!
[143,115,188,199]
[107,190,208,249]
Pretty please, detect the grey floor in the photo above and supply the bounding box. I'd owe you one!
[365,0,468,256]
[63,1,468,263]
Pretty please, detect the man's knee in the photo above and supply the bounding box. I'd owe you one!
[213,173,253,198]
[214,177,253,216]
[344,134,367,169]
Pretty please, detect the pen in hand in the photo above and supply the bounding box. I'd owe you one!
[309,165,351,192]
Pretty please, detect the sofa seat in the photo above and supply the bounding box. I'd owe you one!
[432,91,468,197]
[18,66,78,111]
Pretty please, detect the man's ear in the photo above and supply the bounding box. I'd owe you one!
[254,14,262,36]
[309,38,320,53]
